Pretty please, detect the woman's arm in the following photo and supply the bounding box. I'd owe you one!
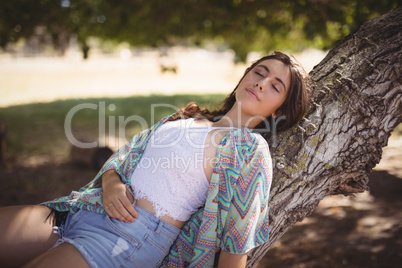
[218,132,272,262]
[102,169,138,222]
[218,250,247,268]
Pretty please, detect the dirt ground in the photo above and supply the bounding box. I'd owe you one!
[256,136,402,268]
[257,184,402,268]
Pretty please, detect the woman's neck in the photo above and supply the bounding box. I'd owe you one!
[212,106,262,129]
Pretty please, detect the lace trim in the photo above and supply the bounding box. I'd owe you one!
[131,118,229,222]
[134,189,174,220]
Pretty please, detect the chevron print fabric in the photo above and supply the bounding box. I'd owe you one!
[41,114,272,267]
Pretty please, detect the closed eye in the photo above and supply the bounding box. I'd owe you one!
[255,71,264,77]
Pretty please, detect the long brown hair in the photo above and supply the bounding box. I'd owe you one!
[168,51,310,132]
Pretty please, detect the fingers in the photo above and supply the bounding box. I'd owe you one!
[102,178,137,223]
[124,188,138,219]
[104,202,118,219]
[121,198,138,220]
[105,201,133,223]
[104,193,138,223]
[125,187,135,204]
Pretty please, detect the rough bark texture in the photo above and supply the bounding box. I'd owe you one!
[247,6,402,267]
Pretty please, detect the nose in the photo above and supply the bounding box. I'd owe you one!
[255,77,272,91]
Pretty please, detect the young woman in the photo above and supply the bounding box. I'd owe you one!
[0,51,309,268]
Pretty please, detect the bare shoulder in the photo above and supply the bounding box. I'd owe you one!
[210,128,232,144]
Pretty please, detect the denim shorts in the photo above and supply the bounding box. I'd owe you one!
[53,206,181,268]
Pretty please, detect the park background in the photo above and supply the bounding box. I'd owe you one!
[0,1,401,267]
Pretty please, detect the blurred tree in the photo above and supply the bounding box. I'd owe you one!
[0,0,399,60]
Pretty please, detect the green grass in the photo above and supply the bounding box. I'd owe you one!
[0,94,226,163]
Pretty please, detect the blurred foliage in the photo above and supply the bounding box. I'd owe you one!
[0,0,399,61]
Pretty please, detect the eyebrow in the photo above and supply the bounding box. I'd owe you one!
[257,64,287,92]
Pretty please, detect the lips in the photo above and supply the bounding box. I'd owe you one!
[246,88,260,101]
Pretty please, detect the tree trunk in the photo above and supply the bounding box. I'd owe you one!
[247,6,402,267]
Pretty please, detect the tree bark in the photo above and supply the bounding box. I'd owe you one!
[247,6,402,267]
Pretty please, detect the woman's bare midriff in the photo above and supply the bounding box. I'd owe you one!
[135,198,186,229]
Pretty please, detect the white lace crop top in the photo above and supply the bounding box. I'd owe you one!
[130,118,231,221]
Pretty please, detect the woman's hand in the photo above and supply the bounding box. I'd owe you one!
[102,170,138,223]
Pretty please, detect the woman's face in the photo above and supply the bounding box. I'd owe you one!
[235,59,290,121]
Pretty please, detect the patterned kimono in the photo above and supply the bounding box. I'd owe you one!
[42,114,273,267]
